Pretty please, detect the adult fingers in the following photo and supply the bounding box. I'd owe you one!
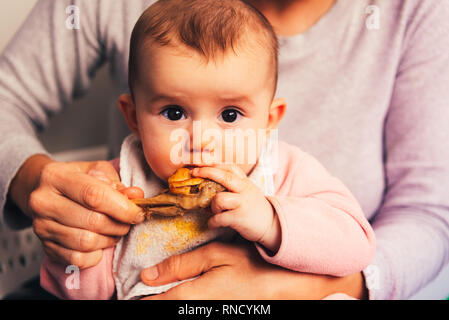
[52,170,144,224]
[42,240,103,269]
[141,281,197,300]
[85,161,125,190]
[120,186,145,199]
[30,189,130,237]
[33,218,119,252]
[140,242,230,286]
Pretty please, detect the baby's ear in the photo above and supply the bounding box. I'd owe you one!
[118,94,140,138]
[267,97,287,130]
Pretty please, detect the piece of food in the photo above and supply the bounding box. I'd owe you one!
[132,168,225,218]
[167,167,205,195]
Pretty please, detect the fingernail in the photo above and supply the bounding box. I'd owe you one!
[133,211,145,224]
[143,266,159,281]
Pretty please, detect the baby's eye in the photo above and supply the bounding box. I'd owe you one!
[161,105,186,121]
[219,108,242,123]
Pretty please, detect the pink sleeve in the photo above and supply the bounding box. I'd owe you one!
[255,142,376,276]
[39,158,120,299]
[40,247,116,300]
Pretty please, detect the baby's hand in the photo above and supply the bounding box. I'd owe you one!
[192,165,281,253]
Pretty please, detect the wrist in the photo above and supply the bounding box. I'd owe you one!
[318,272,368,300]
[272,271,368,300]
[8,154,54,217]
[349,271,369,300]
[257,201,281,254]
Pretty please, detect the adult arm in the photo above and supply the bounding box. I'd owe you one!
[139,241,366,300]
[364,1,449,299]
[0,0,105,228]
[0,1,144,268]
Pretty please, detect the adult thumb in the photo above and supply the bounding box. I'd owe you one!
[140,243,222,286]
[86,160,125,190]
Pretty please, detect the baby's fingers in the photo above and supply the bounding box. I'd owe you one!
[208,209,241,230]
[192,167,246,193]
[206,164,247,179]
[210,192,241,214]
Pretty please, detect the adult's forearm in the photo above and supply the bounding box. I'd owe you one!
[325,271,368,300]
[364,206,449,300]
[273,269,367,300]
[0,115,51,229]
[0,0,108,228]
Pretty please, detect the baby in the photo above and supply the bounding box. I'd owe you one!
[41,0,375,300]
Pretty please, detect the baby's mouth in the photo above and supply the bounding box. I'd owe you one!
[132,167,225,218]
[183,164,211,169]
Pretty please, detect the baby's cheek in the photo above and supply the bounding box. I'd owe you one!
[140,139,175,179]
[146,151,175,180]
[223,141,258,167]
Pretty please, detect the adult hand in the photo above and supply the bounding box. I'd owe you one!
[140,241,367,300]
[9,154,145,269]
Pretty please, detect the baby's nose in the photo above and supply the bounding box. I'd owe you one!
[187,120,221,163]
[188,121,219,149]
[189,137,215,153]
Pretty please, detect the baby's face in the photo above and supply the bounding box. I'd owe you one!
[123,43,284,181]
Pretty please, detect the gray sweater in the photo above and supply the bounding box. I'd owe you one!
[1,0,449,299]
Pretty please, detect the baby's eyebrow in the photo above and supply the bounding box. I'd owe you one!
[218,95,254,107]
[149,93,186,104]
[149,93,255,107]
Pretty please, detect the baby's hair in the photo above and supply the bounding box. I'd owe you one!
[128,0,279,99]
